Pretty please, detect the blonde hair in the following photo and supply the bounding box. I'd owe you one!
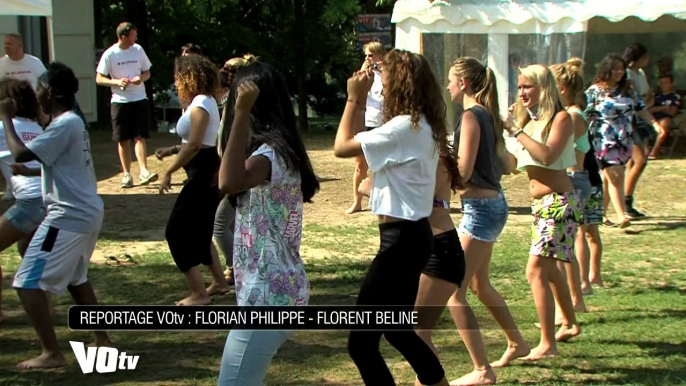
[451,57,504,154]
[550,57,586,109]
[224,53,258,69]
[363,41,385,56]
[513,64,564,141]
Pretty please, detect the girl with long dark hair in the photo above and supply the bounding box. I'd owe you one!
[216,60,319,385]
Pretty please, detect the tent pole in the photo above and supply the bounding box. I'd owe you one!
[46,16,55,62]
[488,33,509,120]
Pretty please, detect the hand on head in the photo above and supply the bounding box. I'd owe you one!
[0,98,16,119]
[235,81,259,112]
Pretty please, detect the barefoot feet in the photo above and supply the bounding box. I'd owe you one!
[344,203,362,214]
[556,324,581,342]
[449,368,496,386]
[16,352,66,370]
[206,282,230,296]
[581,284,594,296]
[519,344,558,362]
[176,293,212,306]
[491,342,530,368]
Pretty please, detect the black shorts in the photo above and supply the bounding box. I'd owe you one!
[422,228,466,286]
[111,99,151,142]
[631,117,657,146]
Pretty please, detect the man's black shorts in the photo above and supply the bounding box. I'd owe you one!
[111,99,151,142]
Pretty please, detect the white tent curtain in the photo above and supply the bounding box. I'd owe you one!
[393,0,686,119]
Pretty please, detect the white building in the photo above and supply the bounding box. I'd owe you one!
[0,0,97,122]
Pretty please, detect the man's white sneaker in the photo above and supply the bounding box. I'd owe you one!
[139,170,159,186]
[121,173,134,188]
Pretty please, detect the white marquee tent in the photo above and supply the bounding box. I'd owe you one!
[1,0,55,60]
[392,0,686,120]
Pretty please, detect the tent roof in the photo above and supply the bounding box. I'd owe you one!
[392,0,686,28]
[0,0,52,16]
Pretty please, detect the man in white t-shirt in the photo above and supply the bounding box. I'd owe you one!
[96,22,157,188]
[0,33,47,200]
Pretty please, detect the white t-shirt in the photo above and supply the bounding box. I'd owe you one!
[627,68,650,100]
[176,95,220,147]
[365,71,384,128]
[96,43,152,103]
[0,118,43,199]
[26,111,104,233]
[0,54,47,90]
[355,115,438,221]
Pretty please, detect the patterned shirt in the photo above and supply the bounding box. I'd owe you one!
[233,144,309,306]
[585,84,646,150]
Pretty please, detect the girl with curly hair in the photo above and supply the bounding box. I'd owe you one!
[0,78,45,325]
[159,54,228,305]
[334,49,450,386]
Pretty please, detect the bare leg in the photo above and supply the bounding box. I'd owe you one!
[177,266,212,305]
[577,224,592,294]
[602,172,610,221]
[15,289,66,369]
[586,225,604,286]
[625,144,647,198]
[521,255,558,361]
[605,166,629,226]
[565,257,587,312]
[206,243,230,296]
[447,234,497,384]
[118,140,132,175]
[548,262,581,342]
[345,155,368,214]
[466,238,529,368]
[134,137,150,174]
[0,265,4,325]
[649,118,671,158]
[68,282,113,346]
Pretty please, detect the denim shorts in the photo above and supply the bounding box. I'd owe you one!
[458,191,508,243]
[568,171,592,207]
[3,197,46,234]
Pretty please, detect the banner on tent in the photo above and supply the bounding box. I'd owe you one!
[358,13,392,50]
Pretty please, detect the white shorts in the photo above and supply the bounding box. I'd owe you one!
[13,222,100,295]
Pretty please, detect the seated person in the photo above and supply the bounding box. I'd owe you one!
[648,73,681,159]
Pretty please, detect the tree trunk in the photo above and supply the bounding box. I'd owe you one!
[293,0,308,131]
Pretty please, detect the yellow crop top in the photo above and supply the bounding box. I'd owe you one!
[512,122,576,172]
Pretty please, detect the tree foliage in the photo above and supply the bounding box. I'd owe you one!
[96,0,367,127]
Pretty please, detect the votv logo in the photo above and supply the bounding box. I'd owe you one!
[70,341,139,374]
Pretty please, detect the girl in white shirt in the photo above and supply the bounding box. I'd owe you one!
[334,49,450,386]
[0,78,45,325]
[158,55,228,305]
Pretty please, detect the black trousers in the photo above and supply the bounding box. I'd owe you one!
[166,147,221,272]
[348,218,446,385]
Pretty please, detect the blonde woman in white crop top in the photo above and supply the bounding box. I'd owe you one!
[505,64,582,362]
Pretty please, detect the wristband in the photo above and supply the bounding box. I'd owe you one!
[171,145,181,154]
[513,129,524,138]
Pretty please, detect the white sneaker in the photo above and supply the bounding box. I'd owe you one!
[121,173,133,188]
[139,170,159,186]
[2,188,14,201]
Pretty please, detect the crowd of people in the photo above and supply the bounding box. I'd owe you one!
[0,20,682,386]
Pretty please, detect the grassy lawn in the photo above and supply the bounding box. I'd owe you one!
[0,129,685,385]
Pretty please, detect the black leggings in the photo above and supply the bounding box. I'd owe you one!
[348,218,445,385]
[166,147,221,272]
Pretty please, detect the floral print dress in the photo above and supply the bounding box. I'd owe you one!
[233,144,309,306]
[585,84,646,167]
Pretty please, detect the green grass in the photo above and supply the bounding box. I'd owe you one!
[1,148,686,384]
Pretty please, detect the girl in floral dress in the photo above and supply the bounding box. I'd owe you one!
[216,60,319,385]
[584,53,662,228]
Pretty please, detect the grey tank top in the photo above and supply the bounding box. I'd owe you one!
[454,105,503,191]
